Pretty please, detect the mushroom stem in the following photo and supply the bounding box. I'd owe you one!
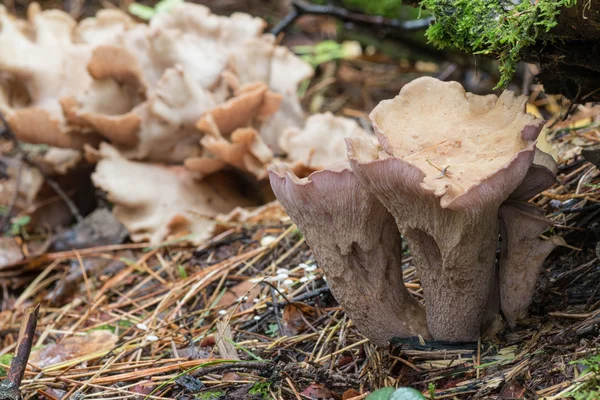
[403,218,499,341]
[269,163,430,346]
[345,143,501,341]
[498,201,565,327]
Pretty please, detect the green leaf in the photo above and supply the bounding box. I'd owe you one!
[128,3,155,20]
[391,388,427,400]
[178,264,188,279]
[366,387,396,400]
[9,215,30,236]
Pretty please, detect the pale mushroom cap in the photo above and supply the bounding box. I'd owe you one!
[196,82,280,136]
[279,112,374,171]
[75,9,136,46]
[369,77,544,209]
[91,143,255,244]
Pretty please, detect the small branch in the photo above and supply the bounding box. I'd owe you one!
[0,304,40,400]
[271,0,433,36]
[190,361,272,378]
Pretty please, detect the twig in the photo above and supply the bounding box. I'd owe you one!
[271,0,433,36]
[190,361,271,378]
[0,304,40,400]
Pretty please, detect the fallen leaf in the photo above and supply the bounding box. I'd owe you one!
[50,208,128,251]
[30,330,118,368]
[343,389,361,399]
[497,381,526,400]
[215,321,239,360]
[0,237,23,269]
[216,280,262,310]
[282,302,316,336]
[300,383,333,399]
[222,371,241,381]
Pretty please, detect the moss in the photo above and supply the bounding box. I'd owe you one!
[195,391,225,400]
[340,0,405,17]
[248,381,271,400]
[421,0,577,88]
[311,0,421,19]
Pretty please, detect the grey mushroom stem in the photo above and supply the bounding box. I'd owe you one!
[268,162,430,346]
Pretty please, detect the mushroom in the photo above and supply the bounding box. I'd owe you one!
[346,77,544,341]
[498,201,565,327]
[91,143,255,244]
[229,34,313,152]
[279,112,375,176]
[0,4,99,148]
[510,148,558,200]
[196,82,282,137]
[64,66,216,162]
[269,162,430,346]
[186,127,273,179]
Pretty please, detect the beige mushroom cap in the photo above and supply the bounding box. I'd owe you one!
[74,9,136,46]
[92,143,255,244]
[368,76,544,210]
[186,127,273,179]
[280,112,375,173]
[197,82,282,137]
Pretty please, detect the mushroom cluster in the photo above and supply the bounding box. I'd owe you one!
[0,3,369,243]
[269,77,564,344]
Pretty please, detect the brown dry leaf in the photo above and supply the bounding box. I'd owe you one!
[215,321,240,360]
[0,237,24,269]
[497,381,526,399]
[29,330,118,368]
[216,280,262,310]
[282,302,316,336]
[342,389,361,399]
[91,143,255,244]
[300,383,333,399]
[222,371,241,381]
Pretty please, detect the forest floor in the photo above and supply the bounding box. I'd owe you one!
[1,1,600,399]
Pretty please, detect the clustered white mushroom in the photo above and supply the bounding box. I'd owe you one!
[0,3,367,243]
[270,77,565,344]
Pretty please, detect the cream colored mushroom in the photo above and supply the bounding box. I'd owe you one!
[64,66,216,162]
[91,143,255,245]
[186,127,273,179]
[229,34,314,152]
[280,112,375,175]
[197,82,282,137]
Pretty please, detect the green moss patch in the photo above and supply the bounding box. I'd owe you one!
[422,0,576,87]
